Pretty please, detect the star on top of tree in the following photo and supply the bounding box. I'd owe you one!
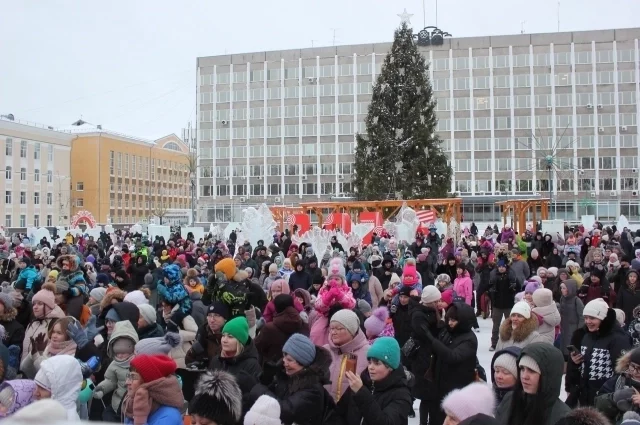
[397,8,413,25]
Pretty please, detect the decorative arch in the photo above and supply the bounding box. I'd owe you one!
[71,210,97,228]
[163,142,181,151]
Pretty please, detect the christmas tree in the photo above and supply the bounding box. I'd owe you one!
[353,22,452,200]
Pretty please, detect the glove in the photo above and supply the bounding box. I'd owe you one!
[67,321,89,349]
[93,389,104,399]
[614,388,636,412]
[85,315,104,342]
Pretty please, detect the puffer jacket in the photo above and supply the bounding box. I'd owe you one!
[95,320,139,411]
[495,315,548,352]
[336,365,412,425]
[21,305,65,363]
[255,306,307,366]
[15,265,41,291]
[0,380,36,418]
[531,289,561,344]
[409,301,443,401]
[169,314,198,368]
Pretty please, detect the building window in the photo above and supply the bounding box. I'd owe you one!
[4,215,10,227]
[48,145,53,161]
[5,166,11,180]
[34,192,39,205]
[33,215,39,227]
[5,191,10,204]
[76,182,84,191]
[47,193,52,205]
[47,171,52,183]
[46,215,52,227]
[33,169,39,182]
[34,143,40,160]
[20,141,27,158]
[19,215,25,227]
[76,198,84,207]
[20,168,26,180]
[20,192,26,204]
[5,139,12,156]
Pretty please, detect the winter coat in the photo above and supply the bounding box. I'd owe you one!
[169,314,198,368]
[21,305,65,363]
[495,343,570,425]
[137,323,164,340]
[37,354,83,420]
[15,265,41,291]
[574,308,632,405]
[490,347,521,405]
[0,309,25,358]
[263,298,304,323]
[250,346,335,425]
[615,278,640,326]
[489,268,520,309]
[185,323,222,366]
[531,292,561,345]
[127,258,149,290]
[390,300,412,349]
[368,275,384,308]
[0,380,36,417]
[255,306,308,366]
[204,269,250,319]
[209,338,262,393]
[124,406,183,425]
[288,269,312,291]
[509,259,530,284]
[189,292,207,328]
[324,329,370,402]
[95,320,139,412]
[495,315,548,352]
[559,279,584,356]
[408,302,442,401]
[453,272,473,305]
[336,365,412,425]
[423,303,478,401]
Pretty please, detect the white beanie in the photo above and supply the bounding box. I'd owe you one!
[124,290,148,306]
[244,395,281,425]
[330,309,360,336]
[584,298,609,321]
[510,301,531,319]
[421,286,442,304]
[138,304,157,325]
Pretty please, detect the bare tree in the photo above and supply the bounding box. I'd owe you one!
[151,202,170,225]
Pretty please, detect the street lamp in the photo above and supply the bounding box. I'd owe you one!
[190,171,196,225]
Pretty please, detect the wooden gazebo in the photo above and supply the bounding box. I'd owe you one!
[496,198,550,235]
[271,198,462,230]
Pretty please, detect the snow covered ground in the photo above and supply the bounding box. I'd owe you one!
[408,313,566,425]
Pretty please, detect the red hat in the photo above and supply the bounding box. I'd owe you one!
[441,288,453,306]
[130,354,176,383]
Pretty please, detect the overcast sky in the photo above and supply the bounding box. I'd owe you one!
[1,0,638,140]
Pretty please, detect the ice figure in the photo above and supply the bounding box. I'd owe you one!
[448,217,461,245]
[394,202,420,242]
[130,224,143,234]
[349,223,375,246]
[239,204,277,249]
[618,215,629,231]
[292,227,332,253]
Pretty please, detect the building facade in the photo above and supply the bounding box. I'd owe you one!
[0,117,74,230]
[197,27,640,223]
[68,123,192,225]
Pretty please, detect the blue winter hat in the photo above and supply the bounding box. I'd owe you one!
[164,264,181,282]
[497,259,506,268]
[367,336,401,369]
[282,333,316,367]
[96,273,110,286]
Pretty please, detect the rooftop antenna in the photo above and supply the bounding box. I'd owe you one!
[557,1,560,32]
[435,0,438,27]
[521,21,526,34]
[422,0,426,27]
[331,28,340,46]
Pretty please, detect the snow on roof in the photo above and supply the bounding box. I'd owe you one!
[57,120,156,144]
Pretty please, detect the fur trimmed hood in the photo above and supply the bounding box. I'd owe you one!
[56,254,80,272]
[554,407,611,425]
[233,269,249,282]
[189,370,242,424]
[499,315,539,343]
[100,288,126,310]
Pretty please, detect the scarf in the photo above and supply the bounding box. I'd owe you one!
[45,339,77,356]
[123,376,183,425]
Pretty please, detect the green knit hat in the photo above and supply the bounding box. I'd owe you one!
[367,337,400,369]
[222,317,249,346]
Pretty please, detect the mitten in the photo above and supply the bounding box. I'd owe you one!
[67,322,89,349]
[85,315,104,342]
[93,389,105,399]
[613,387,635,412]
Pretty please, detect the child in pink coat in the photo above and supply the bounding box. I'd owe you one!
[453,264,473,305]
[262,279,304,322]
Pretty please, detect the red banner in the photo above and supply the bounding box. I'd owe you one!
[323,213,352,233]
[359,211,383,244]
[292,213,311,234]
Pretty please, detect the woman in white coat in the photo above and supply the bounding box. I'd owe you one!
[33,354,83,420]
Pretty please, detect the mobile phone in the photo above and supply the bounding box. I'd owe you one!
[566,345,578,354]
[345,354,357,375]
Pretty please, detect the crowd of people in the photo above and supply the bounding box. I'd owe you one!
[1,221,640,424]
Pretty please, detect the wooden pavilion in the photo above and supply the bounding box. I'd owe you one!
[495,198,550,235]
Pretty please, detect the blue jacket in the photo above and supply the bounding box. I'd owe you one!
[17,266,40,291]
[125,405,182,425]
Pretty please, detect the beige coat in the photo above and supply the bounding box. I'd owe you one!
[495,315,550,352]
[21,306,65,364]
[169,314,198,368]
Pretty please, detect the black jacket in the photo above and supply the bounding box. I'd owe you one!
[489,268,519,309]
[390,301,412,350]
[409,301,442,400]
[250,346,335,425]
[127,257,149,290]
[0,310,25,357]
[288,270,312,292]
[137,323,164,340]
[209,338,262,392]
[336,365,412,425]
[615,278,640,326]
[423,303,478,400]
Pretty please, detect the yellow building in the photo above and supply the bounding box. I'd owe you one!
[68,121,192,225]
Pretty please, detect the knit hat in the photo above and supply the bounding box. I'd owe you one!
[497,258,507,268]
[357,299,372,315]
[566,260,579,270]
[493,353,518,377]
[124,290,148,306]
[583,298,610,320]
[138,304,157,325]
[190,370,243,424]
[268,263,278,274]
[364,307,390,337]
[207,301,229,320]
[89,287,107,303]
[282,333,316,367]
[615,309,626,327]
[32,286,56,310]
[327,258,346,282]
[47,270,59,280]
[402,263,419,286]
[621,411,640,425]
[0,293,14,312]
[54,277,69,294]
[273,294,294,314]
[537,267,548,277]
[270,279,291,296]
[532,288,553,308]
[367,336,401,369]
[134,332,181,355]
[421,286,442,304]
[213,257,237,281]
[510,301,531,319]
[330,309,360,336]
[130,354,176,383]
[222,317,249,345]
[518,355,541,374]
[105,308,121,323]
[547,267,558,277]
[524,280,542,294]
[441,382,496,423]
[244,395,281,425]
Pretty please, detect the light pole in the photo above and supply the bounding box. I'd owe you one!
[190,171,196,225]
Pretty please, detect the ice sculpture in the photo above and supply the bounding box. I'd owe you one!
[239,204,277,249]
